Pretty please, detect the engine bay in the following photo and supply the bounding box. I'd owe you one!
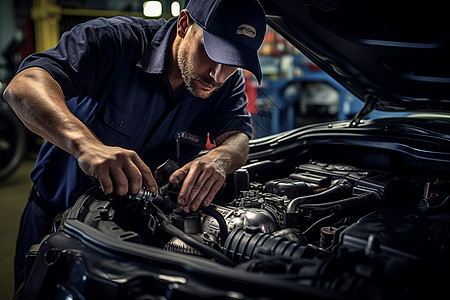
[64,157,450,299]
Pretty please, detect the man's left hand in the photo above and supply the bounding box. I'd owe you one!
[169,155,228,212]
[169,131,249,212]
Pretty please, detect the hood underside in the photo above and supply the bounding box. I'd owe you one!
[258,0,450,112]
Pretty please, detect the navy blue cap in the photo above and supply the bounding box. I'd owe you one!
[186,0,266,83]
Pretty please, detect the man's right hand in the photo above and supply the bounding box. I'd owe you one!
[76,143,157,195]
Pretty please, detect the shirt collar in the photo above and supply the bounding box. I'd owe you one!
[136,17,177,74]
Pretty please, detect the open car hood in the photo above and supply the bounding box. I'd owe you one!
[13,2,450,300]
[258,0,450,112]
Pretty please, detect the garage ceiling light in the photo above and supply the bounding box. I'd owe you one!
[143,1,162,17]
[171,1,181,16]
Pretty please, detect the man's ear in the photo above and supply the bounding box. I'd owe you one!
[177,10,189,38]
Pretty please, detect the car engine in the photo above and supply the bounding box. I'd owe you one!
[64,157,450,299]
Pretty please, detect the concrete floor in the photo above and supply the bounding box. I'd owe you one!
[0,157,35,300]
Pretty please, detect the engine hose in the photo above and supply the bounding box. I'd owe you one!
[287,179,353,213]
[223,227,307,264]
[298,191,382,216]
[151,203,235,266]
[201,205,228,245]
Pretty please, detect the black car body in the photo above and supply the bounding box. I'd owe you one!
[15,1,450,299]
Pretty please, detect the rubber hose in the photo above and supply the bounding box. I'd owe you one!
[298,191,382,216]
[201,205,228,245]
[287,179,353,213]
[153,204,235,266]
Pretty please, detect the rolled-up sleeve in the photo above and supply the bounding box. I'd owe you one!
[15,17,151,101]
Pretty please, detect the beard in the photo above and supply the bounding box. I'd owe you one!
[177,41,222,99]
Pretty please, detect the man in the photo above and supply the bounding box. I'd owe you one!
[3,0,266,291]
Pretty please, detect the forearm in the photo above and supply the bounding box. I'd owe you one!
[3,67,101,158]
[204,131,249,174]
[4,67,157,194]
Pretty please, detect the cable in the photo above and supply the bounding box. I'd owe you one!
[150,201,235,266]
[302,213,335,235]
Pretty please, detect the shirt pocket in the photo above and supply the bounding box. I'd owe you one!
[89,104,143,149]
[103,104,141,138]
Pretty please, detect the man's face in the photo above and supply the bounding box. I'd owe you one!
[177,24,237,99]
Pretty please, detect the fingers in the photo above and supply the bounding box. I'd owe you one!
[78,146,156,195]
[95,168,114,195]
[170,160,226,212]
[132,155,157,193]
[113,152,157,195]
[169,162,190,185]
[186,176,223,211]
[110,166,130,195]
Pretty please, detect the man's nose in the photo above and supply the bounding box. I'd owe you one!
[209,63,230,84]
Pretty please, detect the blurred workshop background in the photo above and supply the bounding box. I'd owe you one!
[0,1,368,299]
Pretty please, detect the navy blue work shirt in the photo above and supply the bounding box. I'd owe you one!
[17,16,252,211]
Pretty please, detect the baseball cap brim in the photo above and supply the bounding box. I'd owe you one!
[203,30,262,84]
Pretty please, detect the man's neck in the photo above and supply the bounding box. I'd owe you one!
[168,31,185,99]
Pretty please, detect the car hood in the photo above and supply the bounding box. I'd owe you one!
[258,0,450,113]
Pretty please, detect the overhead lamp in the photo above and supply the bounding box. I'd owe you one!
[143,1,162,17]
[171,1,181,16]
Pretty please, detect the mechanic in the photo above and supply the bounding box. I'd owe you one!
[3,0,266,291]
